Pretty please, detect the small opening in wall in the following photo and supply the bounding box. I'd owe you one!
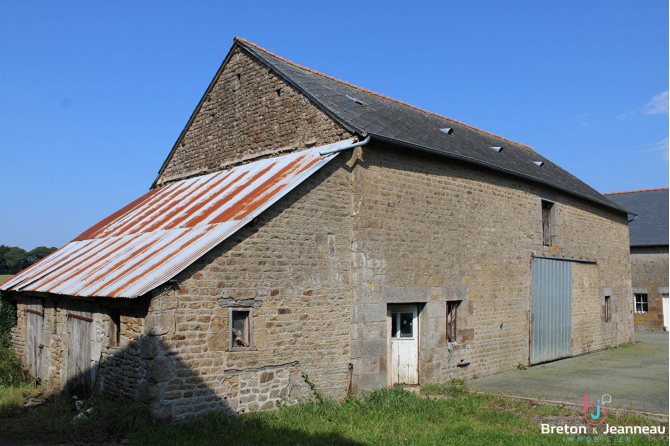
[446,301,461,343]
[110,308,121,347]
[276,88,282,97]
[231,309,253,350]
[604,296,611,323]
[541,200,554,246]
[236,73,241,81]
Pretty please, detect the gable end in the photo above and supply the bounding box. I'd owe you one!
[154,44,351,187]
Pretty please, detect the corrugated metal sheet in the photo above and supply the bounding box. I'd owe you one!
[530,258,573,364]
[1,140,354,298]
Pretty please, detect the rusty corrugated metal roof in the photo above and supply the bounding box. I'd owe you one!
[1,140,353,298]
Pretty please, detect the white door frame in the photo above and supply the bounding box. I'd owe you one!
[387,304,419,386]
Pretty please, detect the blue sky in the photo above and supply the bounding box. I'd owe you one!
[1,1,668,249]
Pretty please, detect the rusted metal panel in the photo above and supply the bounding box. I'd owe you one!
[530,257,573,364]
[1,140,353,298]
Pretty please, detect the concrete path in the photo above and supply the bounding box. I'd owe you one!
[470,332,669,415]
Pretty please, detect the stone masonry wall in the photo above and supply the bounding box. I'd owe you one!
[348,142,633,393]
[155,46,351,186]
[630,247,669,331]
[9,293,152,399]
[141,155,354,420]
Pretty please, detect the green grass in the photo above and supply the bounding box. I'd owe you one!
[0,340,666,445]
[0,382,40,415]
[0,385,667,445]
[0,275,12,285]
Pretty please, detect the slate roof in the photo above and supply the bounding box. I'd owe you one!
[604,188,669,247]
[232,38,627,214]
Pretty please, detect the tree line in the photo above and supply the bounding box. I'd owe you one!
[0,245,58,275]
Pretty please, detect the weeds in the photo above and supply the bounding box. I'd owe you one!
[300,371,324,403]
[0,380,667,445]
[605,341,636,350]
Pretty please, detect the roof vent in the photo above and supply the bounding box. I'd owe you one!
[345,95,366,106]
[533,161,545,167]
[440,128,453,135]
[491,146,504,153]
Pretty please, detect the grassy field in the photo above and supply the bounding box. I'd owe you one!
[0,275,12,285]
[0,378,667,445]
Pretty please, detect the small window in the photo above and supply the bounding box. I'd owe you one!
[541,200,554,246]
[604,296,611,323]
[390,308,417,339]
[446,301,461,343]
[634,294,648,313]
[230,309,253,350]
[109,308,121,347]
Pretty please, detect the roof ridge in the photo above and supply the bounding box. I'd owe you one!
[603,187,669,195]
[234,37,534,151]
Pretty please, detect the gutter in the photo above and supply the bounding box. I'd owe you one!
[320,135,370,155]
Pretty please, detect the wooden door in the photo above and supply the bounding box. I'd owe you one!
[67,302,92,394]
[25,298,44,380]
[389,305,419,385]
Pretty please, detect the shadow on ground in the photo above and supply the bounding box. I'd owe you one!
[0,329,363,446]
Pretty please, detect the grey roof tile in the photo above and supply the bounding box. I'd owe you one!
[236,39,628,214]
[604,189,669,246]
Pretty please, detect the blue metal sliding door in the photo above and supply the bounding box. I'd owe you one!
[530,258,572,364]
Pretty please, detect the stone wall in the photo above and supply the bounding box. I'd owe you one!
[630,246,669,331]
[155,46,351,186]
[9,140,635,417]
[9,294,151,398]
[348,142,633,392]
[141,155,354,420]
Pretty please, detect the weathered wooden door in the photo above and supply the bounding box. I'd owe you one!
[67,302,92,394]
[530,258,572,364]
[389,305,419,385]
[25,298,44,380]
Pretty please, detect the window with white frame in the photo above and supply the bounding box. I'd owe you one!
[634,294,648,313]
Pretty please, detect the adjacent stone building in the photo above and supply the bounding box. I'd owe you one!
[605,188,669,331]
[1,38,636,420]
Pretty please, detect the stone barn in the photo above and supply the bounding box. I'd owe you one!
[1,38,635,420]
[605,188,669,331]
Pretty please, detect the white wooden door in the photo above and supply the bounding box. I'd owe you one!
[389,305,418,385]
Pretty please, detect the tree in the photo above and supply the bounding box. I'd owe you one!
[0,245,58,274]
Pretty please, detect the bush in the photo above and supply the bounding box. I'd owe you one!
[0,342,30,387]
[0,297,17,348]
[0,296,26,387]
